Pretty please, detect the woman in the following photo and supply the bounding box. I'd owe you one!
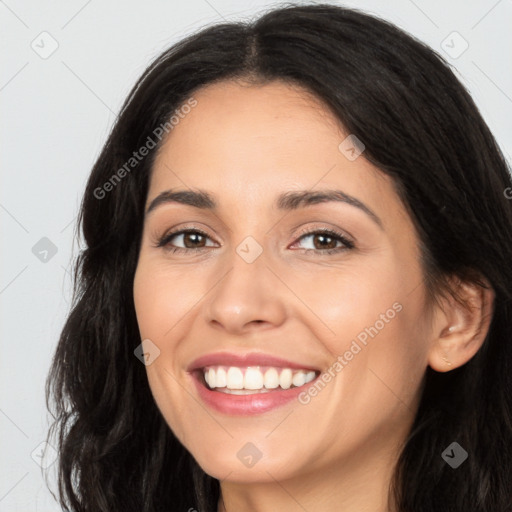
[45,3,512,511]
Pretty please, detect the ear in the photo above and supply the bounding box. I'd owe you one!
[428,276,495,373]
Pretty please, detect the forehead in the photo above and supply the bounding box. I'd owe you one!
[148,79,394,219]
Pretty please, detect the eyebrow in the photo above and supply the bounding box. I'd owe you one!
[145,188,383,229]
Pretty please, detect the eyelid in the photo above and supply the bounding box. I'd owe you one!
[289,226,355,253]
[154,224,216,248]
[152,221,216,241]
[153,222,356,254]
[154,224,350,244]
[291,223,355,245]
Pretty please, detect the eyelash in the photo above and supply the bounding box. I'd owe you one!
[155,226,355,256]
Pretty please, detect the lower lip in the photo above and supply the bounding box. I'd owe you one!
[190,372,316,415]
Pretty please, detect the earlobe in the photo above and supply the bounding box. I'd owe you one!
[427,277,495,373]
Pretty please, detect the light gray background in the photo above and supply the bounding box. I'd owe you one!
[1,0,511,510]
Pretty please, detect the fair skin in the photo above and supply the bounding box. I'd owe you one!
[132,80,493,512]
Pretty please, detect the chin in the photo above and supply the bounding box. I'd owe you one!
[189,440,308,484]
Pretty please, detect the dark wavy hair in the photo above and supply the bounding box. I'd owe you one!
[45,3,512,511]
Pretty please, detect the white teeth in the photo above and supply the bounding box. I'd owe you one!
[220,388,273,395]
[203,365,317,392]
[244,367,264,390]
[279,369,292,389]
[264,368,279,389]
[226,367,244,389]
[216,367,227,388]
[292,370,306,387]
[305,371,316,384]
[208,368,216,388]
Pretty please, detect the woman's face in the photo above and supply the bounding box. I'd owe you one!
[133,79,434,484]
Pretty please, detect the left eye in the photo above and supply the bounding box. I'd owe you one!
[292,230,353,252]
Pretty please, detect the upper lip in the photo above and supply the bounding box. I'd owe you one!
[187,351,321,372]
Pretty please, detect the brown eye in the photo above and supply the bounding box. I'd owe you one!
[310,233,339,250]
[292,228,354,254]
[157,229,216,253]
[180,231,208,248]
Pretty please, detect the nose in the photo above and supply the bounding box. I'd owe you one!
[203,249,287,335]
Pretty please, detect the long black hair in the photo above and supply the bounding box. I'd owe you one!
[45,3,512,511]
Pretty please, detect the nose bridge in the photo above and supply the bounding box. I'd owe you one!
[203,233,287,333]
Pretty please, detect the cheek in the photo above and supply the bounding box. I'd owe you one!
[133,259,203,339]
[306,253,429,403]
[288,257,409,349]
[132,262,198,444]
[332,279,430,420]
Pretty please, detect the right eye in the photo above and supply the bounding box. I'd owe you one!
[156,228,218,253]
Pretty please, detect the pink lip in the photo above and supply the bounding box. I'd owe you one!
[190,372,317,415]
[187,351,320,372]
[187,351,321,416]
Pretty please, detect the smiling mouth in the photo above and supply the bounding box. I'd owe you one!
[199,365,320,395]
